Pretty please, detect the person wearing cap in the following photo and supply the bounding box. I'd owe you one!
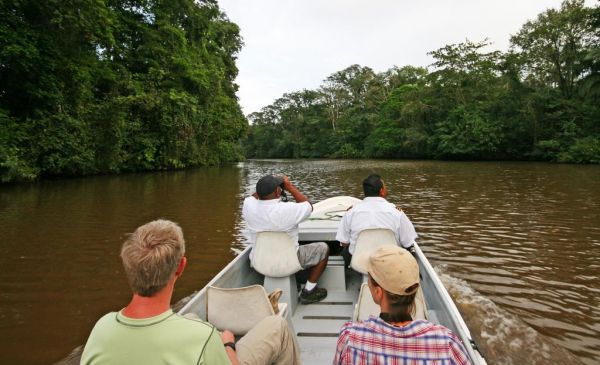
[333,245,471,365]
[336,173,418,267]
[81,219,301,365]
[242,175,329,304]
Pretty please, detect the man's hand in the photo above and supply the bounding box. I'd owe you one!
[220,330,235,344]
[220,330,239,365]
[279,175,310,204]
[281,175,293,191]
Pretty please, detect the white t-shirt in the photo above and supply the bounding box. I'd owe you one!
[335,196,418,254]
[242,196,313,249]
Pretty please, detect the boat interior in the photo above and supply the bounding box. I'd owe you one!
[178,196,486,364]
[180,241,430,364]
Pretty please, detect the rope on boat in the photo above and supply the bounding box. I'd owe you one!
[307,209,347,220]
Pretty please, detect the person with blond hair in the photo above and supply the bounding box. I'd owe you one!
[333,245,471,365]
[81,219,300,365]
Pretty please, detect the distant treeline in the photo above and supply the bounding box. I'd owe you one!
[245,0,600,163]
[0,0,246,183]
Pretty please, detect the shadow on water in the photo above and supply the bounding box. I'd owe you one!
[436,267,584,365]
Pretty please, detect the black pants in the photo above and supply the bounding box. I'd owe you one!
[341,245,352,269]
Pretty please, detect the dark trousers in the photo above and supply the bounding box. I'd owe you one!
[341,245,352,269]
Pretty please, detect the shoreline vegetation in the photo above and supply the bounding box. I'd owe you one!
[245,1,600,165]
[2,1,599,184]
[1,0,246,183]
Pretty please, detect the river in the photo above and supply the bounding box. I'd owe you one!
[0,160,598,365]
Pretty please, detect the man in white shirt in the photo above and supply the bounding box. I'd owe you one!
[336,174,418,267]
[243,175,329,304]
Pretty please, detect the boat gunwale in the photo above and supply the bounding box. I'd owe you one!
[414,243,486,364]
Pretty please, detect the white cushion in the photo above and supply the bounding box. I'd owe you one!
[252,231,302,277]
[354,283,380,321]
[206,285,274,335]
[350,229,397,274]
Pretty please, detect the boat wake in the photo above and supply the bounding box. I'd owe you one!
[435,266,583,365]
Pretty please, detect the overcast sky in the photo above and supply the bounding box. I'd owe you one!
[217,0,597,115]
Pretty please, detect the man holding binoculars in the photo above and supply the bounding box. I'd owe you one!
[242,175,329,304]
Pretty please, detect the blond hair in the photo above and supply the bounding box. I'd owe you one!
[120,220,185,297]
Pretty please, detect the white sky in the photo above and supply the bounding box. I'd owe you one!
[217,0,597,115]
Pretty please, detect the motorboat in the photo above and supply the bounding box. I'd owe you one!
[178,196,487,364]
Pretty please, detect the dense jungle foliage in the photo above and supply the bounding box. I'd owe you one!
[245,0,600,164]
[2,1,598,183]
[0,0,246,182]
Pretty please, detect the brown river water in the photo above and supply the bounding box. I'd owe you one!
[0,159,598,365]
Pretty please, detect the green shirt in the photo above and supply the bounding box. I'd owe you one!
[81,309,230,365]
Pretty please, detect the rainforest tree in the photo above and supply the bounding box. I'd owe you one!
[244,0,599,164]
[0,0,246,182]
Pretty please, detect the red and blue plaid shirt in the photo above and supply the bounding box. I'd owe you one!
[333,317,472,365]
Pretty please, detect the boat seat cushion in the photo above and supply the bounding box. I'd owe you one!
[252,232,303,277]
[350,229,397,274]
[354,283,380,321]
[207,285,281,335]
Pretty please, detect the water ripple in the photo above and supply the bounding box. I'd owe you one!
[237,160,600,364]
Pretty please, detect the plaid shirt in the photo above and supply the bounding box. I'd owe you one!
[333,317,472,365]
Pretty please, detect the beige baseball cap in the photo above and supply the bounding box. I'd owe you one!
[367,245,420,295]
